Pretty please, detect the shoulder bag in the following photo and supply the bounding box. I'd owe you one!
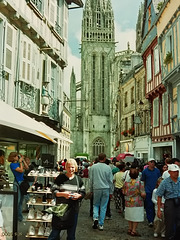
[51,175,80,230]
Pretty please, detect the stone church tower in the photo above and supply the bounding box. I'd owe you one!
[70,0,115,160]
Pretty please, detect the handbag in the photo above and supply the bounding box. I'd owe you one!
[19,180,30,195]
[51,175,80,230]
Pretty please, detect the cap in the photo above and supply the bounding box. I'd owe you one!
[148,158,156,162]
[168,164,179,172]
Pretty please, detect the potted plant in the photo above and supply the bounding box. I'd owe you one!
[129,127,135,135]
[121,130,128,137]
[164,51,173,65]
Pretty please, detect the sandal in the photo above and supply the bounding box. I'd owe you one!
[127,229,132,235]
[130,231,141,237]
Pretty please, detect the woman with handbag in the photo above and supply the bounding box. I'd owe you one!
[48,158,85,240]
[123,167,146,237]
[8,152,28,222]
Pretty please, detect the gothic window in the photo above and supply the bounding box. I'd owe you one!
[93,138,105,157]
[92,55,96,110]
[96,13,101,28]
[101,55,105,110]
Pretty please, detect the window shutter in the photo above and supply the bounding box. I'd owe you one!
[177,85,180,119]
[5,25,13,71]
[162,92,168,125]
[49,0,57,27]
[22,39,31,82]
[146,54,152,82]
[153,98,159,127]
[154,45,160,75]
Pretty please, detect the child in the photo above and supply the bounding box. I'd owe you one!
[152,177,165,238]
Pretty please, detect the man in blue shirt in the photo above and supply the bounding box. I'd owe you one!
[141,158,161,226]
[89,153,113,231]
[156,164,180,240]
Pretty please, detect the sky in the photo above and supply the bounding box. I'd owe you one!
[64,0,143,96]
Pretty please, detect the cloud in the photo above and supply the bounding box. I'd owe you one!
[114,21,136,52]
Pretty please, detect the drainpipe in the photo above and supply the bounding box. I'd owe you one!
[14,30,21,107]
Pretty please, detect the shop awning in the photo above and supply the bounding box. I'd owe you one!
[0,100,61,143]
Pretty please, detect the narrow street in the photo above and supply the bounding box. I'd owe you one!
[18,198,158,240]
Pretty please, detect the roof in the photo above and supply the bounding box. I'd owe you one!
[65,0,83,8]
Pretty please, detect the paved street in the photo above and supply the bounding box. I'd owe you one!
[18,198,159,240]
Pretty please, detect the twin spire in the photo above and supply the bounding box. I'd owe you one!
[82,0,114,42]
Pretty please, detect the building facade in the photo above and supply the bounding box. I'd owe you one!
[156,0,180,158]
[0,0,83,174]
[142,0,173,161]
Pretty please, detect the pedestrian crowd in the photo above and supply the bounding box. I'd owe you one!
[0,149,180,240]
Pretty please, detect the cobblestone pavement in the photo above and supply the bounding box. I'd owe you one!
[18,198,162,240]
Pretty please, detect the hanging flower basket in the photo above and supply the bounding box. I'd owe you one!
[121,130,128,137]
[129,127,135,135]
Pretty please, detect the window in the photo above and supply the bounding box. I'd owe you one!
[148,6,151,31]
[154,45,160,75]
[125,91,128,107]
[131,87,134,104]
[146,54,152,82]
[166,29,173,54]
[162,92,169,125]
[92,55,96,110]
[22,39,31,81]
[5,25,13,71]
[177,85,180,119]
[50,63,56,98]
[93,138,105,157]
[101,55,105,110]
[153,97,159,127]
[125,117,128,130]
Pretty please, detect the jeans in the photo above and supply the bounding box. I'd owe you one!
[93,188,110,226]
[13,181,24,221]
[48,213,78,240]
[145,192,155,223]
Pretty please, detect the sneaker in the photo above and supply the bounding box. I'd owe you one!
[105,216,112,220]
[36,210,43,220]
[31,198,36,204]
[154,233,158,237]
[149,222,153,227]
[38,226,45,236]
[27,208,35,220]
[161,233,165,238]
[50,199,56,206]
[92,219,98,229]
[29,225,35,236]
[44,227,51,237]
[42,213,53,221]
[98,225,103,231]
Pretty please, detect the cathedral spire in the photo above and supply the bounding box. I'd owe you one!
[82,0,114,42]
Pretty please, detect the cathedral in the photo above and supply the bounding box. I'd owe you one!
[70,0,115,160]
